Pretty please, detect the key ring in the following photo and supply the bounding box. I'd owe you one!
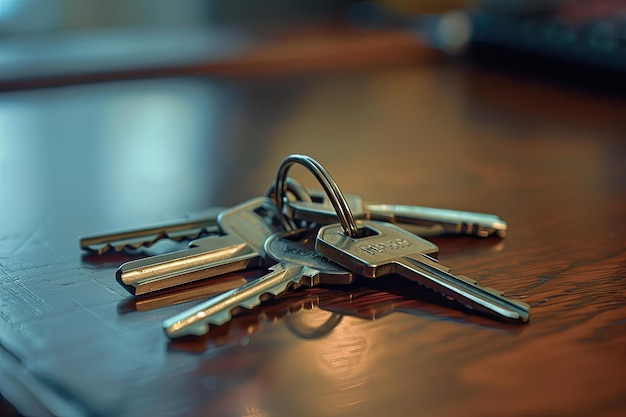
[275,155,359,237]
[264,177,313,204]
[274,154,359,237]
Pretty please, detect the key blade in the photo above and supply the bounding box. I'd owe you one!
[163,263,310,338]
[365,204,507,238]
[401,253,530,323]
[116,235,260,295]
[80,207,224,254]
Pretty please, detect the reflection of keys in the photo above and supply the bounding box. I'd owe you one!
[116,196,281,295]
[167,293,319,352]
[167,279,493,354]
[316,220,530,323]
[162,227,438,338]
[287,190,507,238]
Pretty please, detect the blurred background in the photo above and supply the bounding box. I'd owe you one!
[1,0,625,239]
[0,0,625,228]
[1,0,625,88]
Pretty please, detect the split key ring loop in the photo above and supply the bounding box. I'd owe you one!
[274,154,359,238]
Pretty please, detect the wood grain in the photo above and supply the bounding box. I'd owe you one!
[0,50,624,417]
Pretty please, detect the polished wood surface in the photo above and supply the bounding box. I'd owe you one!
[0,52,625,417]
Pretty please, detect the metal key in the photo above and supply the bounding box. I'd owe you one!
[162,227,439,338]
[81,178,312,255]
[316,220,530,323]
[80,207,225,255]
[287,191,507,238]
[116,196,281,296]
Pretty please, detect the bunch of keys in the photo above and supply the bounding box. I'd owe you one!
[81,154,529,338]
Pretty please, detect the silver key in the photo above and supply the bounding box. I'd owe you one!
[163,263,312,338]
[80,178,312,255]
[316,220,530,323]
[287,191,507,238]
[116,196,280,296]
[80,207,225,255]
[163,226,436,338]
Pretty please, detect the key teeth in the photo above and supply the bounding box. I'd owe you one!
[240,295,262,309]
[188,323,210,336]
[210,310,234,326]
[86,228,214,254]
[237,280,297,310]
[97,244,112,255]
[178,309,234,337]
[196,280,299,336]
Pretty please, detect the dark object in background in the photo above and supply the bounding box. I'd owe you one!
[348,0,626,94]
[466,1,626,94]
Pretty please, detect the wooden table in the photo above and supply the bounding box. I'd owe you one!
[1,44,625,417]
